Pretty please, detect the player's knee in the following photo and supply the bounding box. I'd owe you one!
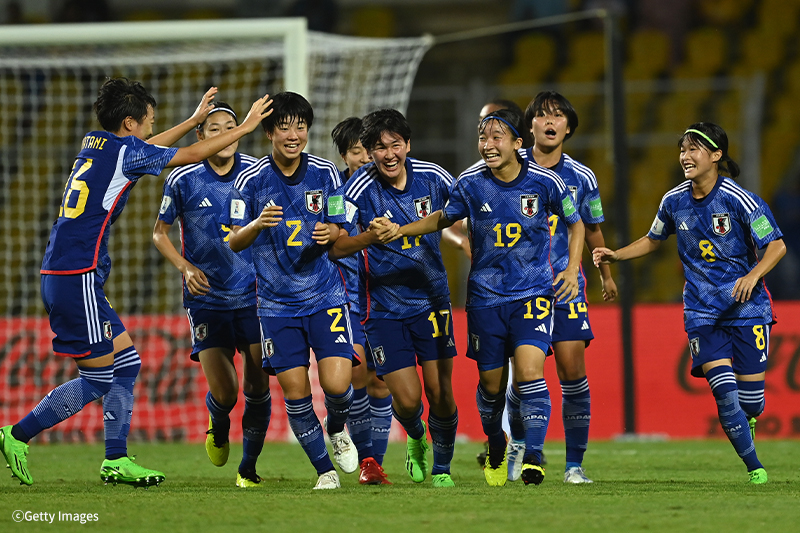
[113,346,142,377]
[78,367,113,397]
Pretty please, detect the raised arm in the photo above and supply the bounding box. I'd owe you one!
[152,219,210,296]
[148,87,217,146]
[593,235,662,266]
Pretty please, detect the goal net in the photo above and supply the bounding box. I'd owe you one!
[0,19,431,444]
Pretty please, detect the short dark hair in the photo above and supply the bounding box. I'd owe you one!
[331,117,363,155]
[261,91,313,133]
[679,122,740,178]
[360,109,411,151]
[92,77,157,132]
[197,101,237,132]
[484,99,523,116]
[479,107,525,142]
[524,90,579,141]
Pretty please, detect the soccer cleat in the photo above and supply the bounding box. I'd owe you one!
[521,463,545,486]
[748,417,757,441]
[100,457,165,488]
[359,457,392,485]
[236,471,263,488]
[0,425,32,486]
[431,473,455,487]
[205,415,230,467]
[748,468,768,485]
[405,421,430,483]
[323,416,358,474]
[564,466,593,484]
[313,470,341,490]
[506,439,525,482]
[484,438,508,487]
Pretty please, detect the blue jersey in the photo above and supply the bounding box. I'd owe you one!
[41,132,177,283]
[333,169,363,312]
[158,153,258,311]
[343,158,453,319]
[224,153,347,318]
[523,149,605,305]
[445,158,579,310]
[647,176,782,329]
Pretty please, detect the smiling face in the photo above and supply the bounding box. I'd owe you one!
[267,118,308,163]
[368,131,410,183]
[198,110,238,159]
[479,118,523,171]
[680,138,721,181]
[531,104,570,151]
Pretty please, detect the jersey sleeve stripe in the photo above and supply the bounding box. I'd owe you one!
[657,181,692,209]
[345,168,376,200]
[411,159,454,186]
[719,179,759,212]
[234,156,270,190]
[308,155,342,187]
[165,163,202,186]
[565,155,599,190]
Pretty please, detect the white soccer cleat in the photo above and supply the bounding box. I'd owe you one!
[506,439,525,482]
[564,466,593,484]
[313,470,341,490]
[323,416,359,474]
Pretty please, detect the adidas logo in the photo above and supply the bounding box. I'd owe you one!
[265,199,276,207]
[103,412,117,421]
[480,203,492,212]
[383,209,393,219]
[335,334,348,344]
[581,320,589,331]
[760,353,767,362]
[535,324,548,333]
[678,221,689,230]
[199,197,213,208]
[447,337,455,347]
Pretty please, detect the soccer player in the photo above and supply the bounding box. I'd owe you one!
[379,108,585,487]
[331,109,459,488]
[479,98,533,148]
[330,117,393,485]
[507,91,617,484]
[593,122,785,484]
[225,92,357,490]
[0,77,272,487]
[152,102,271,488]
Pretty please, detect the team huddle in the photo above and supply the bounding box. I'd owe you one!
[0,77,785,490]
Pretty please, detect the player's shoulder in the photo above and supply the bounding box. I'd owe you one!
[525,159,568,191]
[234,154,272,189]
[562,154,599,190]
[165,162,204,187]
[658,180,692,208]
[343,163,379,200]
[409,157,454,186]
[717,176,761,214]
[307,154,343,186]
[456,161,487,185]
[239,153,259,168]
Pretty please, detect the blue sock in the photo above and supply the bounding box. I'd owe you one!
[16,364,114,442]
[392,403,426,441]
[476,383,505,448]
[561,376,590,469]
[518,379,551,465]
[369,394,393,465]
[324,385,353,435]
[506,386,525,442]
[346,387,373,462]
[706,366,762,471]
[428,410,458,475]
[285,395,334,475]
[737,379,765,420]
[206,391,235,441]
[240,390,271,474]
[104,347,141,460]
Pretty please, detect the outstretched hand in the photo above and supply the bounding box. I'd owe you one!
[241,94,274,133]
[190,87,218,127]
[592,247,617,267]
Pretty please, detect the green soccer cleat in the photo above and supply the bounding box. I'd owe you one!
[748,468,768,485]
[431,473,455,487]
[205,415,230,467]
[405,421,430,483]
[484,439,508,487]
[100,457,165,488]
[236,471,263,488]
[748,417,757,441]
[521,463,546,486]
[0,425,32,486]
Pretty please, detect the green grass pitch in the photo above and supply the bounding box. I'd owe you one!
[0,440,798,532]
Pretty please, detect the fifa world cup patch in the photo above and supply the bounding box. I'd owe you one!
[262,338,275,359]
[520,194,539,218]
[689,337,700,358]
[194,323,208,342]
[650,215,665,235]
[568,186,578,204]
[414,195,432,219]
[230,199,245,220]
[159,195,172,215]
[372,345,386,366]
[306,190,323,214]
[103,321,113,340]
[712,213,731,236]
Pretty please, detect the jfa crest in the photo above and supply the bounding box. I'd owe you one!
[689,337,700,359]
[414,196,432,219]
[470,333,480,352]
[372,346,386,366]
[194,323,208,342]
[520,194,539,218]
[103,321,113,340]
[262,338,275,359]
[306,190,323,214]
[712,213,731,236]
[568,186,578,204]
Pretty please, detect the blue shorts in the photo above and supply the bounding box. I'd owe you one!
[259,305,353,374]
[364,304,457,377]
[551,302,594,346]
[186,306,261,362]
[687,325,770,378]
[41,272,125,359]
[467,298,554,372]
